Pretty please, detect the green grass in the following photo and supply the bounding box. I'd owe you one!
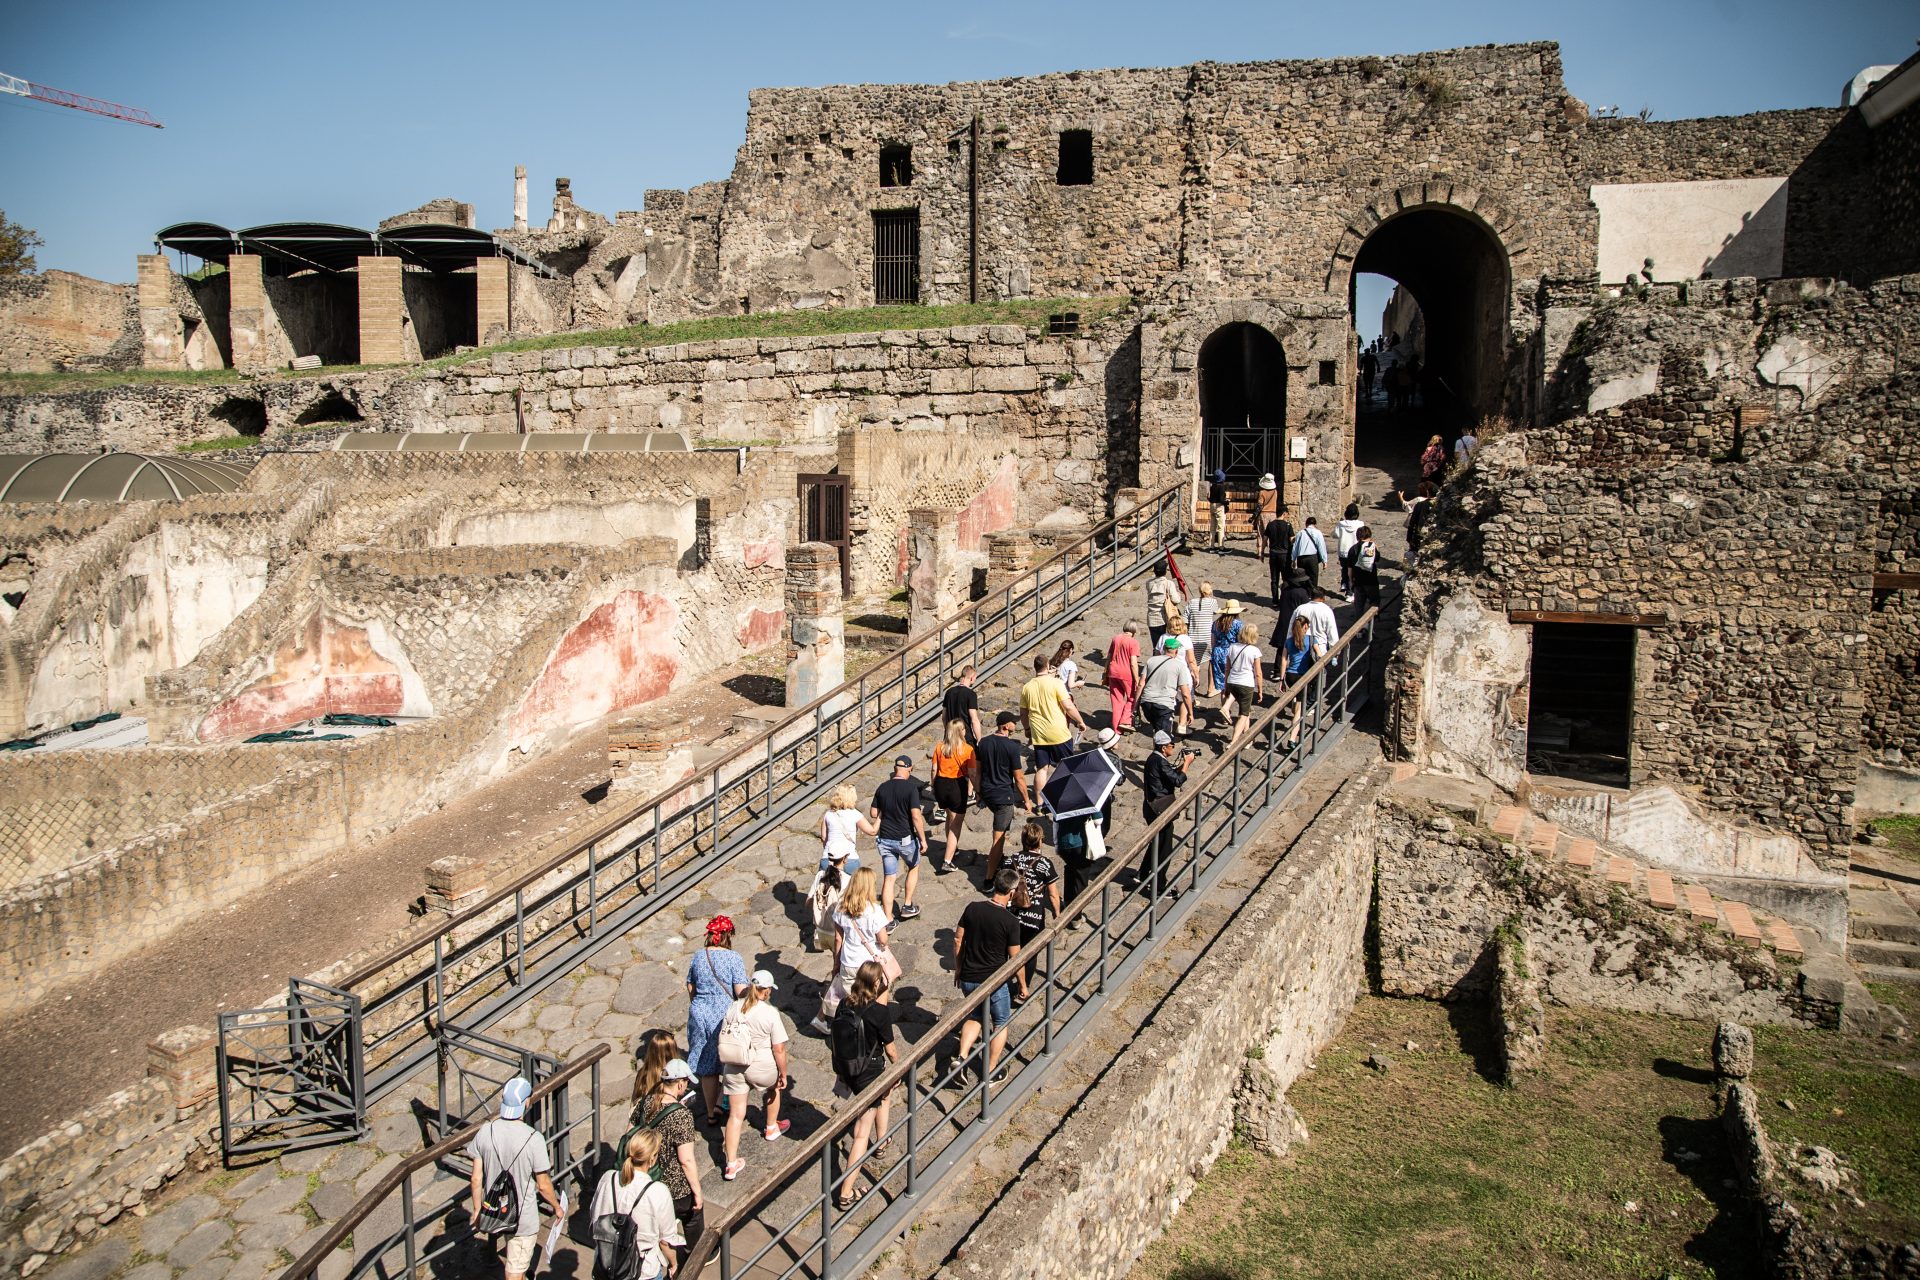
[1137,995,1920,1280]
[1866,815,1920,862]
[0,295,1129,398]
[174,435,255,452]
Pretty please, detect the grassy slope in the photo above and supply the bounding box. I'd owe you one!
[1136,994,1919,1280]
[0,296,1130,398]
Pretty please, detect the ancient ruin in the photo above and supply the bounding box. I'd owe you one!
[0,36,1916,1280]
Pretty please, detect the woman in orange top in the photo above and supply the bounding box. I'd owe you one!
[928,718,979,873]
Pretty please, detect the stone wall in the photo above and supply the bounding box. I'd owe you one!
[928,766,1381,1280]
[0,271,137,373]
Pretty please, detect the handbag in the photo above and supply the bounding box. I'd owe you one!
[877,945,903,984]
[1085,820,1108,862]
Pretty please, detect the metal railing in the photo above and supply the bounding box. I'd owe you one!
[279,1043,611,1280]
[685,607,1380,1280]
[218,480,1187,1159]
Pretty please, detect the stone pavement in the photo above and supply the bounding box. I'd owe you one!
[39,461,1423,1280]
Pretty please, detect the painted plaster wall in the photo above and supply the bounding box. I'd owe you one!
[197,610,429,742]
[1592,177,1789,284]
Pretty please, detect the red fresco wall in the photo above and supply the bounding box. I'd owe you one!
[199,611,406,741]
[510,589,681,743]
[956,456,1019,550]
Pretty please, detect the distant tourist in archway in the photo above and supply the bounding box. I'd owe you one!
[1359,350,1378,402]
[1420,434,1447,484]
[1207,468,1230,549]
[1253,473,1279,558]
[1334,502,1365,599]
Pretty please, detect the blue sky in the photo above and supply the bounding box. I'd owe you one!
[4,0,1911,291]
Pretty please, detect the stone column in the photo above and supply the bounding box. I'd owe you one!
[513,165,529,233]
[146,1025,217,1112]
[136,254,183,369]
[356,255,407,365]
[475,257,509,345]
[226,253,268,370]
[983,528,1036,595]
[424,855,486,916]
[907,508,966,642]
[785,543,845,709]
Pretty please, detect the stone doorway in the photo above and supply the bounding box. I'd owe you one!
[1197,322,1288,484]
[1526,621,1635,787]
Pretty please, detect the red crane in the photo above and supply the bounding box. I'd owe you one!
[0,72,162,128]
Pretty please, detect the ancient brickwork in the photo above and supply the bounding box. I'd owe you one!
[1580,110,1844,184]
[0,270,138,373]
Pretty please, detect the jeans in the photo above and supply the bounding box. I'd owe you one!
[877,836,919,876]
[959,979,1012,1031]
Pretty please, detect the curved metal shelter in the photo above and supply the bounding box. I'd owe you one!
[155,221,558,279]
[0,454,253,503]
[334,432,692,453]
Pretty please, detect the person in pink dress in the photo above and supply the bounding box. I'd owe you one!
[1105,621,1142,731]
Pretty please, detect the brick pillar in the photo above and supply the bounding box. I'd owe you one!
[136,254,184,369]
[608,711,693,795]
[907,508,966,642]
[474,258,509,346]
[983,529,1036,595]
[785,543,845,708]
[424,855,487,915]
[356,255,406,365]
[227,253,268,370]
[147,1025,217,1112]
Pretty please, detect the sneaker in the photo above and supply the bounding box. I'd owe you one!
[723,1158,746,1181]
[764,1120,790,1141]
[809,1015,831,1035]
[990,1068,1009,1085]
[896,904,922,921]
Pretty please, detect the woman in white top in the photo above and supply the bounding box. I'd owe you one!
[1221,624,1265,750]
[718,970,791,1181]
[590,1128,682,1278]
[1183,583,1220,692]
[815,867,890,1028]
[818,783,876,873]
[1165,617,1202,737]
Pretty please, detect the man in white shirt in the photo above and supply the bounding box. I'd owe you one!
[1454,428,1480,466]
[1290,518,1329,587]
[1286,588,1343,721]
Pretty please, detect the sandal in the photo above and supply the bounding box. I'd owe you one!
[834,1189,863,1212]
[723,1158,746,1181]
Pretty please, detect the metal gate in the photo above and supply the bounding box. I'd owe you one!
[798,471,851,591]
[872,209,919,305]
[1203,423,1287,484]
[216,977,366,1161]
[431,1024,562,1149]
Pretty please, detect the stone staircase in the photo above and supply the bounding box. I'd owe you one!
[1488,802,1810,959]
[1192,490,1267,538]
[1848,848,1920,985]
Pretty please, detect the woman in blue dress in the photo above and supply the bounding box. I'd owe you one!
[1208,600,1245,718]
[685,914,748,1125]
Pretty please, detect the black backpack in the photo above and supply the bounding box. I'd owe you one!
[831,1003,879,1085]
[591,1174,652,1280]
[473,1121,536,1235]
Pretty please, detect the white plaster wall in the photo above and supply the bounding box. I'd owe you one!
[1420,592,1531,791]
[1592,177,1788,283]
[448,500,697,558]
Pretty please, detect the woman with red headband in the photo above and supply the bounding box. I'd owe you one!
[685,914,748,1126]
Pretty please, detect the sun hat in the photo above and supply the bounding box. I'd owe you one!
[663,1058,694,1082]
[500,1076,533,1120]
[1093,727,1120,749]
[1219,599,1244,616]
[751,969,778,990]
[1259,473,1276,491]
[1152,730,1173,746]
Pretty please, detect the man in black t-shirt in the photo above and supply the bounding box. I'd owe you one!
[973,712,1033,879]
[941,666,981,746]
[1265,506,1296,606]
[950,870,1023,1088]
[871,755,929,922]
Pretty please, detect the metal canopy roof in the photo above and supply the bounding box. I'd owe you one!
[334,432,692,453]
[155,220,558,278]
[0,454,253,503]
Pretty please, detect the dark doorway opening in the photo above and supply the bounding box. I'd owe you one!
[798,471,851,592]
[872,209,920,305]
[212,396,268,437]
[1197,323,1287,483]
[1057,130,1093,185]
[1527,622,1635,786]
[1350,205,1509,426]
[295,391,364,427]
[879,144,913,188]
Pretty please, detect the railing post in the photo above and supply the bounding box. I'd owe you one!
[904,1069,919,1196]
[1042,936,1055,1056]
[513,892,526,985]
[1097,882,1111,993]
[587,841,599,935]
[401,1175,417,1276]
[819,1146,835,1278]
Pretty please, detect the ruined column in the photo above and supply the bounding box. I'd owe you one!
[474,257,509,346]
[983,528,1036,595]
[135,253,183,369]
[907,508,966,642]
[785,543,845,709]
[513,165,528,233]
[356,255,407,365]
[226,253,268,371]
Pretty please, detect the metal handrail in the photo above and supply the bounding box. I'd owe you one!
[322,481,1187,1104]
[684,606,1379,1280]
[279,1042,612,1280]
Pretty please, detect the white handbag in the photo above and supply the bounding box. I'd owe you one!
[1085,819,1109,862]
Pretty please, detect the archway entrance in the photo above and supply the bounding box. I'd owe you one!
[1197,322,1287,483]
[1349,205,1509,426]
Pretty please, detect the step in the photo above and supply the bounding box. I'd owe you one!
[1858,963,1920,986]
[1564,837,1596,870]
[1491,806,1526,840]
[1848,937,1920,971]
[1720,900,1763,945]
[1605,855,1635,887]
[1526,822,1561,857]
[1764,918,1804,957]
[1849,888,1920,946]
[1646,868,1677,911]
[1683,884,1718,924]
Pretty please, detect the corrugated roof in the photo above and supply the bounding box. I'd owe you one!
[333,432,692,453]
[155,220,558,279]
[0,454,253,503]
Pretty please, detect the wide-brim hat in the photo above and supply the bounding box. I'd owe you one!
[1258,473,1276,490]
[1219,600,1245,616]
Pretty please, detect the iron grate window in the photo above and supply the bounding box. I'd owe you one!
[872,209,920,305]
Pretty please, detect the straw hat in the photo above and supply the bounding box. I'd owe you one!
[1258,473,1276,491]
[1219,599,1245,616]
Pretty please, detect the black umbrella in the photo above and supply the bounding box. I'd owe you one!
[1041,747,1124,820]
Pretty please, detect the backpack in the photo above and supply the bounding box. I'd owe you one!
[830,1003,881,1085]
[473,1121,536,1235]
[716,1002,754,1067]
[591,1171,656,1280]
[608,1100,686,1183]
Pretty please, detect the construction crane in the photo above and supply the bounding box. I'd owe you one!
[0,72,161,128]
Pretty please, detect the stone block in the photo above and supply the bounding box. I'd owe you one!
[1712,1020,1754,1079]
[146,1025,216,1112]
[424,855,486,915]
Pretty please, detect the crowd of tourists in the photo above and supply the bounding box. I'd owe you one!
[464,513,1387,1279]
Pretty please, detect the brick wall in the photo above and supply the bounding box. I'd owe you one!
[0,270,137,373]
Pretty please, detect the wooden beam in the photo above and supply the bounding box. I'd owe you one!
[1873,572,1920,591]
[1507,609,1668,627]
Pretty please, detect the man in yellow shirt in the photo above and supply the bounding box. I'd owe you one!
[1019,653,1085,790]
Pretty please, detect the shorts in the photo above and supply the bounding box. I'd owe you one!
[505,1233,538,1274]
[721,1057,780,1095]
[959,979,1013,1031]
[989,803,1021,833]
[1031,741,1071,768]
[933,775,969,815]
[1226,682,1256,711]
[877,836,920,876]
[818,852,861,874]
[1284,668,1307,689]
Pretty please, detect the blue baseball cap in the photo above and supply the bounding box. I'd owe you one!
[500,1076,533,1120]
